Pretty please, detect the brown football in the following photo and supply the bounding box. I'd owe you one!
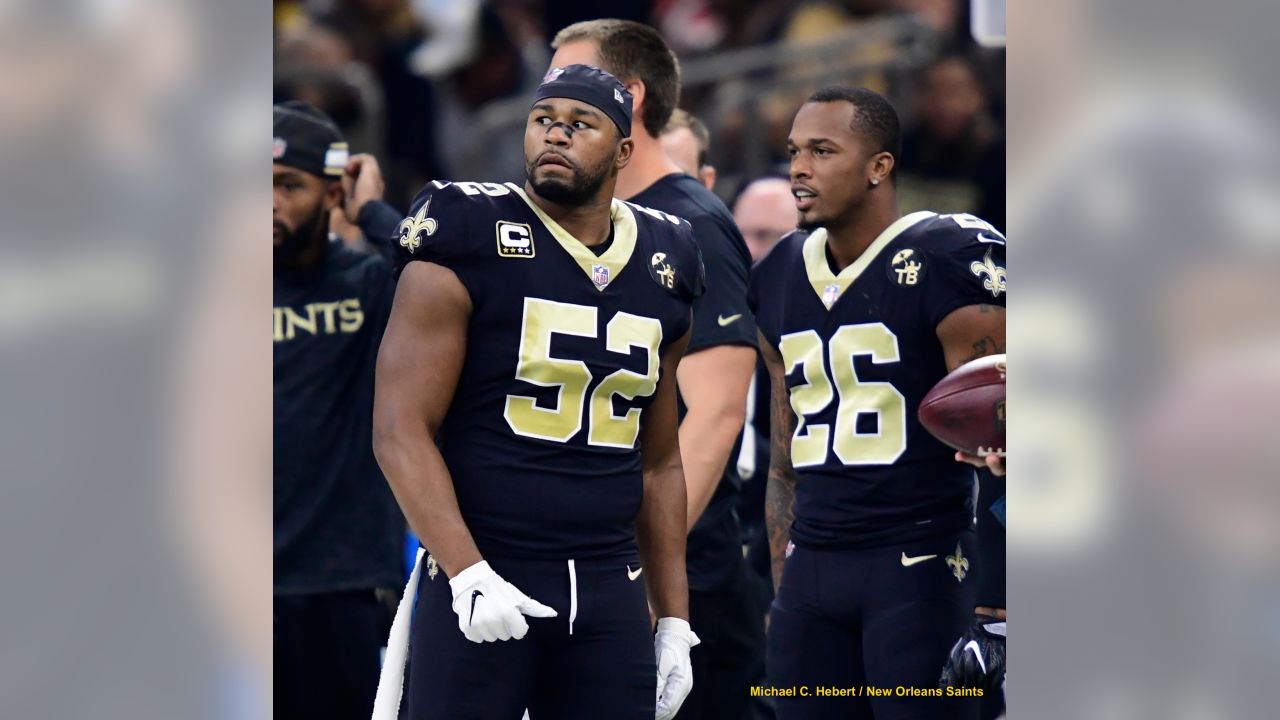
[918,354,1006,457]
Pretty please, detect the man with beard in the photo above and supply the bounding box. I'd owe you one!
[751,87,1005,719]
[273,101,407,719]
[373,65,703,720]
[550,23,762,720]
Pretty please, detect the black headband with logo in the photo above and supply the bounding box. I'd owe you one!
[532,64,633,138]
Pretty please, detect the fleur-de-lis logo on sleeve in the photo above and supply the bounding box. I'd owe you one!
[969,249,1006,298]
[945,544,970,582]
[397,196,438,254]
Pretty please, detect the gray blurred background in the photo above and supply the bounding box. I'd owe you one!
[1008,0,1280,718]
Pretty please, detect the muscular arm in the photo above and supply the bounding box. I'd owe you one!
[372,261,483,578]
[936,303,1006,372]
[943,303,1008,475]
[676,343,756,532]
[638,328,694,620]
[760,330,797,592]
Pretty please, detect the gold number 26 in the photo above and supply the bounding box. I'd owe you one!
[779,322,907,466]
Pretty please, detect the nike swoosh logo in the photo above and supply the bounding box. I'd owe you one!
[626,565,643,581]
[469,589,483,624]
[964,639,987,674]
[977,232,1006,246]
[717,313,742,326]
[900,552,938,567]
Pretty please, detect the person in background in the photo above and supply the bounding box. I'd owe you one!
[730,175,798,621]
[306,0,445,207]
[661,108,718,191]
[273,100,406,720]
[733,176,795,262]
[550,20,763,720]
[897,52,1004,230]
[730,175,800,720]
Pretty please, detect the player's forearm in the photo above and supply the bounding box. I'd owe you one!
[761,333,797,592]
[765,466,796,592]
[637,462,690,620]
[373,422,482,577]
[678,401,746,532]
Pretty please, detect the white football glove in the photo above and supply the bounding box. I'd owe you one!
[654,617,700,720]
[448,561,557,643]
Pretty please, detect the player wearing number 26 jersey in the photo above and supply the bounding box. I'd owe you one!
[752,88,1005,720]
[373,65,703,720]
[750,209,1005,550]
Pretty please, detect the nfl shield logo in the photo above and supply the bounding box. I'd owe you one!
[592,264,611,289]
[822,283,840,308]
[543,66,566,83]
[272,137,287,159]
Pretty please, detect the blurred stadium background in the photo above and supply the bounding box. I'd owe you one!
[272,0,1005,230]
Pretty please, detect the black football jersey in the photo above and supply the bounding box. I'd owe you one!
[630,172,756,592]
[749,211,1006,549]
[397,180,705,561]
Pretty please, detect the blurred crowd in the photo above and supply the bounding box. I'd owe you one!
[274,0,1005,232]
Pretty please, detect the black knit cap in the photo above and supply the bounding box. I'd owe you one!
[272,100,349,179]
[532,64,633,138]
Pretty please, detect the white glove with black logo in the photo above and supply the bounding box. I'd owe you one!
[447,561,557,643]
[654,617,700,720]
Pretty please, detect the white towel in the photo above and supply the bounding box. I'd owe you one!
[736,374,757,480]
[371,547,425,720]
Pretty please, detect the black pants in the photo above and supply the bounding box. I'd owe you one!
[274,589,395,720]
[406,554,655,720]
[677,560,768,720]
[768,531,980,720]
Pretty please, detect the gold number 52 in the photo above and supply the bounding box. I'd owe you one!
[504,298,663,448]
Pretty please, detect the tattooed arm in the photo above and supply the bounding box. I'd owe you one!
[759,329,797,592]
[936,303,1006,372]
[939,303,1007,475]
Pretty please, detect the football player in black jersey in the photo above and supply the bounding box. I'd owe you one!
[551,23,764,720]
[750,87,1006,719]
[373,65,703,720]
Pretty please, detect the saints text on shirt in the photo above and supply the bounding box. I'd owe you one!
[273,299,364,341]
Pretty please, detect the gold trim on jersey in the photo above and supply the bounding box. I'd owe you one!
[507,183,637,291]
[803,211,937,309]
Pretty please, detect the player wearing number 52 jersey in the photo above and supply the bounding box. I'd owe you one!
[373,65,703,720]
[751,88,1005,720]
